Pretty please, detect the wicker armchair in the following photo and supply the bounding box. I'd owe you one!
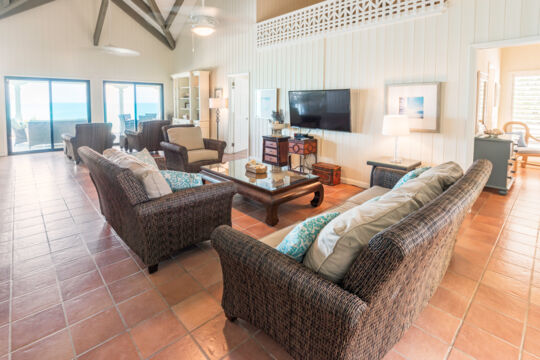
[161,125,226,173]
[78,146,236,273]
[62,123,115,164]
[211,160,492,360]
[503,121,540,170]
[125,120,171,153]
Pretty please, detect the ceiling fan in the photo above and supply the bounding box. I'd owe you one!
[186,0,220,37]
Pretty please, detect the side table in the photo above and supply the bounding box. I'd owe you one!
[367,157,421,187]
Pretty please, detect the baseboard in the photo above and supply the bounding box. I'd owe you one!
[340,177,369,189]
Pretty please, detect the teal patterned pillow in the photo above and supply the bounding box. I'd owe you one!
[159,170,203,191]
[277,212,340,262]
[133,148,159,170]
[393,167,431,190]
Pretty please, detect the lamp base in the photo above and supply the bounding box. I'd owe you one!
[389,157,403,164]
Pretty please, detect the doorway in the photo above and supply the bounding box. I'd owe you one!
[227,73,250,155]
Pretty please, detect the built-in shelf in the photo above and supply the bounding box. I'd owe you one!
[171,70,210,138]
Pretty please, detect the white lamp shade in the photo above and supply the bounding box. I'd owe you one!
[382,115,410,136]
[209,98,228,109]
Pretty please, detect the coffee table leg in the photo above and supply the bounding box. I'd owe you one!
[265,204,279,226]
[311,185,324,207]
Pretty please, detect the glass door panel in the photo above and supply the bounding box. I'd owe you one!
[104,83,135,138]
[51,81,90,148]
[135,84,162,123]
[7,79,51,153]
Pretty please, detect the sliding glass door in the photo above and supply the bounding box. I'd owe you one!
[5,77,90,154]
[103,81,163,138]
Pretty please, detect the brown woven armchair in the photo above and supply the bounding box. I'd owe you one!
[125,120,171,153]
[161,125,226,173]
[78,146,236,273]
[211,160,492,360]
[62,123,115,164]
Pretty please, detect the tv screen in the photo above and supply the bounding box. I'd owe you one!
[289,89,351,132]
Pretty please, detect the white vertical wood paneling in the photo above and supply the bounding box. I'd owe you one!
[173,0,540,187]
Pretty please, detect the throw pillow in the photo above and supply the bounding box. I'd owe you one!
[167,127,205,150]
[133,148,159,170]
[160,170,203,191]
[277,212,340,262]
[103,149,172,199]
[303,192,421,283]
[393,167,431,189]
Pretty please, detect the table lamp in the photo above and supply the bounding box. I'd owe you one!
[382,115,410,164]
[209,97,228,140]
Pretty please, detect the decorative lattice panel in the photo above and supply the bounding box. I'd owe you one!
[256,0,448,48]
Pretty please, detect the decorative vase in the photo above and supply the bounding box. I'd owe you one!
[270,122,287,136]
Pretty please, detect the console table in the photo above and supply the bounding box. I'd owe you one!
[367,157,421,187]
[288,138,317,173]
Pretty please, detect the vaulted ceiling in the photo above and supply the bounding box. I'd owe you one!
[0,0,202,50]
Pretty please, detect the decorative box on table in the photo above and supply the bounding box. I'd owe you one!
[312,162,341,186]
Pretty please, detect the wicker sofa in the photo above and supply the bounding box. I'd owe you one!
[211,160,492,360]
[78,146,236,273]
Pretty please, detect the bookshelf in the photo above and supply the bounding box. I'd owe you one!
[171,70,210,137]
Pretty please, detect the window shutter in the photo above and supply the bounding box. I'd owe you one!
[512,75,540,142]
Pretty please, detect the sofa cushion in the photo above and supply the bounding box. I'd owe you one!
[103,149,172,199]
[417,161,463,190]
[167,127,205,150]
[160,170,203,191]
[346,186,390,206]
[260,201,359,249]
[393,167,431,189]
[303,192,421,283]
[276,212,340,262]
[133,148,159,170]
[516,144,540,154]
[188,149,219,163]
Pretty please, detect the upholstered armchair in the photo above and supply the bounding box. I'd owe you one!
[78,146,236,273]
[62,123,115,164]
[125,120,171,153]
[161,125,226,172]
[503,121,540,170]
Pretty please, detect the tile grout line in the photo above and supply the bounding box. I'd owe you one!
[7,189,14,360]
[519,223,540,359]
[444,187,520,359]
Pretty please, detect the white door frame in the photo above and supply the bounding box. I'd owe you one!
[227,72,250,155]
[466,35,540,167]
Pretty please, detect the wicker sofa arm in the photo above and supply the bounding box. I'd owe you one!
[211,225,367,353]
[371,167,407,189]
[204,138,226,160]
[160,141,189,170]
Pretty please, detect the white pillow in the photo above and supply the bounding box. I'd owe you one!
[303,192,420,283]
[103,149,172,199]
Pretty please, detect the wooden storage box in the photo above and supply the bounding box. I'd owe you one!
[262,136,289,167]
[312,162,341,186]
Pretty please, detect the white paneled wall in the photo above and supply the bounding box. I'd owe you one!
[0,0,175,156]
[174,0,540,186]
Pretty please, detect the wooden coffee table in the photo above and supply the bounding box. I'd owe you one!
[200,159,324,226]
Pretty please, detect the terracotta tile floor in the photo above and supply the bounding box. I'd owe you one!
[0,151,539,360]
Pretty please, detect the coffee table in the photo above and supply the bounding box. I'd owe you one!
[200,159,324,226]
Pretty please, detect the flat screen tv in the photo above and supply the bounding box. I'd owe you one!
[289,89,351,132]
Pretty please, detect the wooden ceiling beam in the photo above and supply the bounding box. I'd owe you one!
[93,0,109,46]
[110,0,172,49]
[131,0,175,49]
[0,0,55,20]
[164,0,183,30]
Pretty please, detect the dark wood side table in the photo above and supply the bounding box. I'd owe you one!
[262,136,290,167]
[288,138,317,173]
[367,157,421,187]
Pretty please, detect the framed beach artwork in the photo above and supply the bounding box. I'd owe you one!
[256,89,278,120]
[386,82,441,133]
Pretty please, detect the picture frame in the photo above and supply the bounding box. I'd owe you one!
[214,87,223,98]
[476,72,488,127]
[385,82,441,133]
[256,88,278,120]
